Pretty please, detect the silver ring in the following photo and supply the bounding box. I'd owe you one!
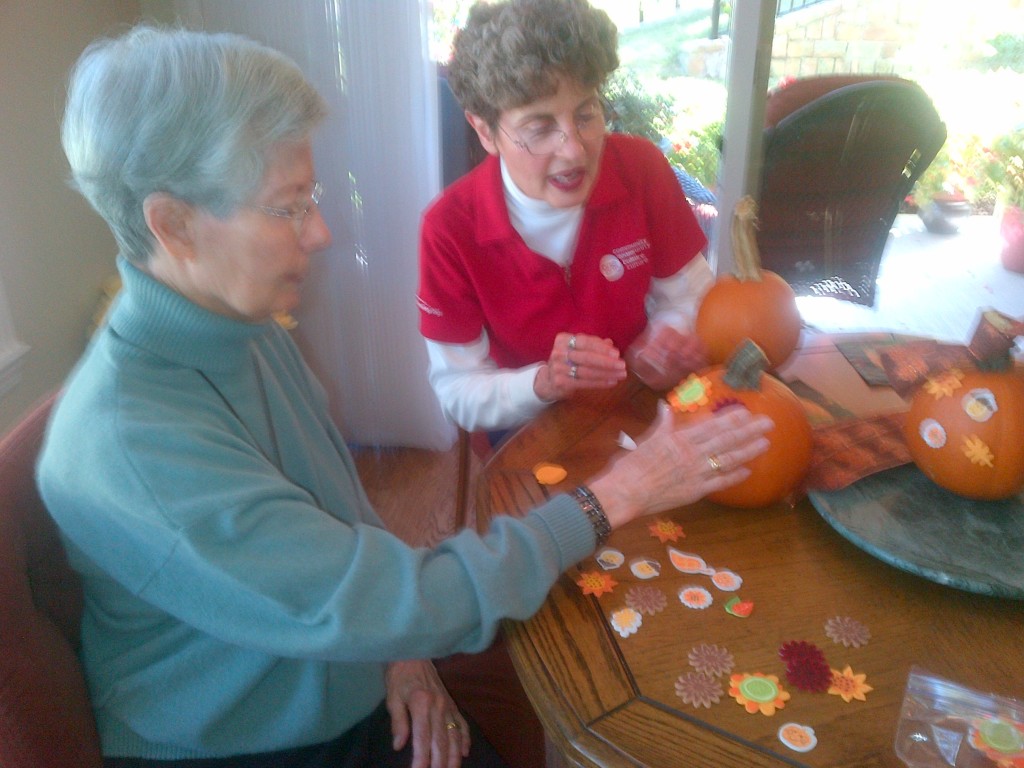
[569,364,579,379]
[445,721,459,731]
[568,335,577,351]
[707,454,722,472]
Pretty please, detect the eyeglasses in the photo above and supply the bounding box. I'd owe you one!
[498,104,607,156]
[247,181,323,233]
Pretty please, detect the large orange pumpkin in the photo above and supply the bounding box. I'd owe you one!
[904,364,1024,500]
[696,196,801,369]
[668,340,813,508]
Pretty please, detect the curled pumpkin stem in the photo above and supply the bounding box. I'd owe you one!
[731,196,764,282]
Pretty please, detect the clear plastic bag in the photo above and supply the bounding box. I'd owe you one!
[895,667,1024,767]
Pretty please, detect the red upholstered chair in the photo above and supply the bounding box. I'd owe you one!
[0,392,103,767]
[756,75,947,306]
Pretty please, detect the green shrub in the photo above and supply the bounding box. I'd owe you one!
[667,119,722,190]
[603,71,675,143]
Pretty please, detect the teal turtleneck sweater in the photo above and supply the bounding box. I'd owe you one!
[37,257,595,760]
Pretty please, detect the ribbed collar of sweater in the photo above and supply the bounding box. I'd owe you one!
[107,255,270,373]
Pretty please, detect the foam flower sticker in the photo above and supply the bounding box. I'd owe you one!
[828,666,873,703]
[678,585,713,610]
[648,519,685,543]
[576,570,617,597]
[675,672,724,709]
[824,616,871,648]
[625,585,667,615]
[968,716,1024,768]
[729,672,790,716]
[667,375,712,413]
[962,435,995,467]
[924,368,965,399]
[609,607,642,638]
[688,642,734,678]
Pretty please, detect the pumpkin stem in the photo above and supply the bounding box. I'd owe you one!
[975,354,1012,372]
[731,196,764,282]
[723,339,769,390]
[968,309,1021,371]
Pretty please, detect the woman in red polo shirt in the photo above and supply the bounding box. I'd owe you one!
[418,0,713,433]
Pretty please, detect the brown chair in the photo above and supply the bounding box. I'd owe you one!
[756,75,947,306]
[454,428,496,531]
[0,391,103,767]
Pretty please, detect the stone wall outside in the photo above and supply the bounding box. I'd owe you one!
[769,0,1019,86]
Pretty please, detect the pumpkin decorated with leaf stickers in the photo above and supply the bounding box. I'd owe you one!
[904,364,1024,500]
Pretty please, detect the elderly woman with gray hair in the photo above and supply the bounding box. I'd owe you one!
[38,24,772,768]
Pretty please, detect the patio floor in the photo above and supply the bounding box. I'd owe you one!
[795,212,1024,354]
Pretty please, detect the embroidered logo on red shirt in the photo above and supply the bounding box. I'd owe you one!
[599,238,651,282]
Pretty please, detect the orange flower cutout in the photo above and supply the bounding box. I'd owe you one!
[576,570,618,597]
[728,672,790,716]
[968,717,1024,767]
[648,519,685,543]
[828,666,873,702]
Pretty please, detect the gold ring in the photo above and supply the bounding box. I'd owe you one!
[707,454,723,472]
[445,721,459,731]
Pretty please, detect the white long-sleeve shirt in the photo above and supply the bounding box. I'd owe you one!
[426,255,714,432]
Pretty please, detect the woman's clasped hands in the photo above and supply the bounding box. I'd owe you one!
[534,331,627,401]
[534,325,709,403]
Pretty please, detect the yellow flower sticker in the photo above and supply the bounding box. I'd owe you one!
[828,666,873,702]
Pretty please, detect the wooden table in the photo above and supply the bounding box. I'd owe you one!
[475,333,1023,768]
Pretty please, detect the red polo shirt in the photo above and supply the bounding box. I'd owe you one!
[417,133,706,369]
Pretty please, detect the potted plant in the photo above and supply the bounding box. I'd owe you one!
[985,128,1024,273]
[912,134,994,233]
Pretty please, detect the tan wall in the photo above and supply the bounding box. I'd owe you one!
[0,0,141,434]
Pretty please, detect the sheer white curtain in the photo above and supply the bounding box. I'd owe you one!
[148,0,454,449]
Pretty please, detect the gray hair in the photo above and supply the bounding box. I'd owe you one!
[447,0,619,127]
[61,25,327,263]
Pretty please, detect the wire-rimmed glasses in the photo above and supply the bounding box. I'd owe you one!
[498,103,607,156]
[247,180,323,234]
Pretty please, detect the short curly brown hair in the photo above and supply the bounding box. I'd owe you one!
[447,0,619,127]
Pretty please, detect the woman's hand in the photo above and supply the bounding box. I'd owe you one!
[587,402,773,530]
[385,659,470,768]
[626,324,708,391]
[534,332,627,401]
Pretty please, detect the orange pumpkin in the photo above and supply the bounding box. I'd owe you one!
[904,364,1024,500]
[668,340,813,508]
[696,196,801,369]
